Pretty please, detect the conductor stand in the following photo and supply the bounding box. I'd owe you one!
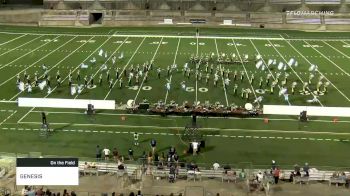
[299,110,308,122]
[86,104,95,115]
[86,104,96,122]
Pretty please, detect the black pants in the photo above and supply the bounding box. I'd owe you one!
[274,176,279,184]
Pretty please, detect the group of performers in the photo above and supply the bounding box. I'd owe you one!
[15,49,329,108]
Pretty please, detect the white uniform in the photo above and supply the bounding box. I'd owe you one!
[165,82,171,91]
[224,78,230,86]
[181,82,186,90]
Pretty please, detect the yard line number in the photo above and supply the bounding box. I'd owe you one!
[150,41,168,45]
[114,41,132,44]
[190,42,205,46]
[128,86,208,93]
[185,87,208,93]
[265,44,283,47]
[77,40,96,43]
[302,44,323,48]
[128,86,152,91]
[41,39,58,42]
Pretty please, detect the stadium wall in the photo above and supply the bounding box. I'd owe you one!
[0,8,350,31]
[0,9,41,25]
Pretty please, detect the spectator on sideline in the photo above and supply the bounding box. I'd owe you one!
[150,138,157,154]
[271,160,276,172]
[147,151,153,165]
[112,148,119,162]
[128,148,134,160]
[117,159,125,170]
[257,171,263,183]
[213,163,220,171]
[71,191,76,196]
[273,167,280,184]
[133,132,139,146]
[35,187,44,196]
[303,162,310,176]
[239,169,246,180]
[96,145,102,161]
[169,146,176,156]
[136,190,142,196]
[294,164,301,176]
[129,192,135,196]
[45,189,52,196]
[102,147,111,161]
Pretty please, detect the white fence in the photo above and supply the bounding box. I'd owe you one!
[18,97,115,110]
[263,105,350,117]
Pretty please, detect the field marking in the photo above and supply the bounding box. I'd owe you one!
[0,110,17,126]
[323,41,350,59]
[164,38,181,104]
[0,31,284,40]
[10,36,96,101]
[104,37,147,100]
[195,36,199,104]
[232,39,258,102]
[0,35,44,57]
[73,37,130,99]
[214,39,229,106]
[267,40,324,106]
[17,36,114,123]
[1,126,348,143]
[29,110,350,124]
[134,37,164,103]
[0,34,27,46]
[16,121,350,136]
[303,40,350,77]
[284,40,350,103]
[0,35,75,88]
[0,35,62,70]
[249,40,290,105]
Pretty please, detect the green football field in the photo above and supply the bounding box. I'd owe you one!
[0,26,350,169]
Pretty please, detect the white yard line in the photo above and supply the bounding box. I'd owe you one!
[16,120,350,136]
[133,37,163,103]
[0,35,44,57]
[164,38,181,104]
[10,36,95,101]
[303,40,350,77]
[267,40,324,107]
[0,34,27,46]
[104,37,147,100]
[322,41,350,59]
[73,37,129,99]
[0,35,73,88]
[232,39,258,101]
[17,36,114,123]
[0,110,17,126]
[248,39,291,105]
[214,39,229,106]
[284,40,350,103]
[0,35,62,70]
[2,125,349,143]
[195,36,199,104]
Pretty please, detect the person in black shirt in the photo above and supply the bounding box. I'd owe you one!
[150,139,156,154]
[128,148,134,160]
[96,145,101,161]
